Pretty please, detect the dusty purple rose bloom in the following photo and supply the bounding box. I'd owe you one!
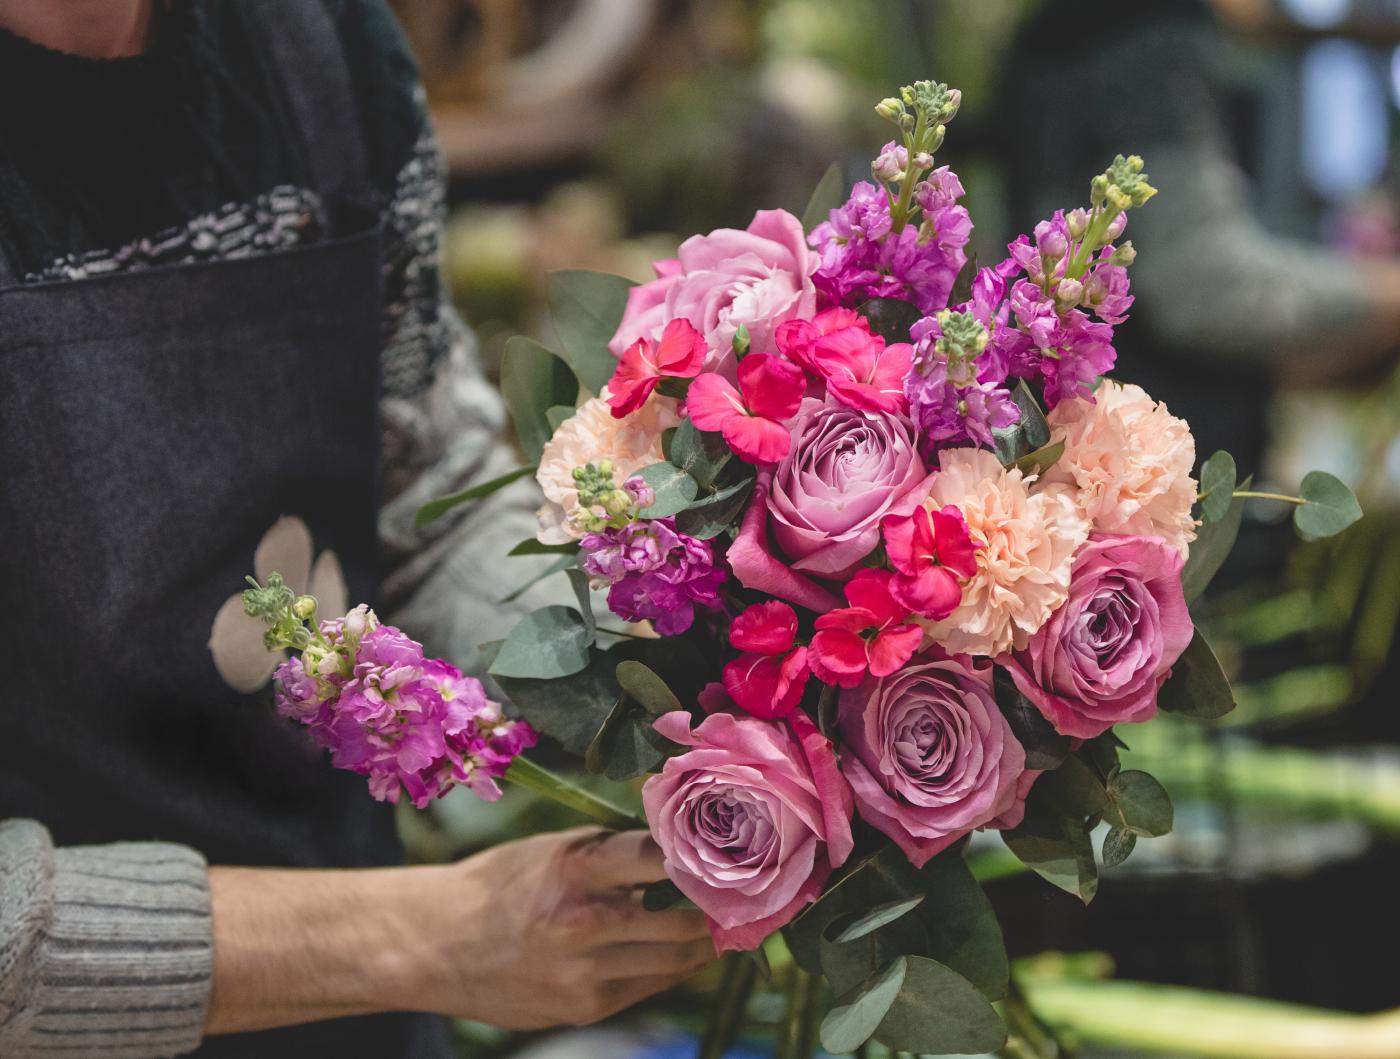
[1004,534,1193,739]
[837,654,1028,867]
[580,517,725,635]
[763,395,935,578]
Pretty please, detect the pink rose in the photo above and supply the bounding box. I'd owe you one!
[610,210,820,375]
[1004,535,1193,739]
[728,396,935,607]
[837,655,1027,867]
[643,710,854,952]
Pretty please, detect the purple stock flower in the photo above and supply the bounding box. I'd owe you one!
[904,311,1019,450]
[579,517,726,635]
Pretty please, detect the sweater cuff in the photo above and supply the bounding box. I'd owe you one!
[28,838,212,1058]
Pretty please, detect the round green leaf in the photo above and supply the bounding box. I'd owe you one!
[615,660,683,716]
[826,896,925,945]
[1198,450,1237,524]
[637,461,699,518]
[1102,826,1138,868]
[548,269,636,396]
[1294,470,1362,542]
[820,957,908,1055]
[1158,630,1236,719]
[488,605,592,679]
[501,336,577,463]
[1108,770,1174,837]
[874,956,1008,1055]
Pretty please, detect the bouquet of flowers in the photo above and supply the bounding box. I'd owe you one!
[256,78,1363,1058]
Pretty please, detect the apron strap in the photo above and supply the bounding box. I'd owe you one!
[246,0,376,220]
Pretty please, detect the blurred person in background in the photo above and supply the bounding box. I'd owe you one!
[999,0,1400,526]
[0,2,709,1057]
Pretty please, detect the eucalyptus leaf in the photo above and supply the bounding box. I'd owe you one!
[498,553,575,605]
[565,567,596,642]
[546,404,575,432]
[501,336,577,462]
[674,478,754,539]
[1002,801,1098,903]
[1294,470,1362,542]
[1012,440,1065,481]
[1107,770,1174,837]
[914,851,1009,1001]
[548,269,636,396]
[489,605,592,680]
[993,381,1050,465]
[1037,754,1110,818]
[994,668,1070,771]
[637,461,699,519]
[820,957,907,1055]
[1181,474,1250,603]
[1197,451,1237,525]
[1158,629,1236,719]
[801,162,846,234]
[508,538,579,557]
[859,298,923,345]
[668,419,731,489]
[874,956,1008,1056]
[615,660,683,715]
[826,896,926,944]
[1102,826,1137,868]
[414,465,535,526]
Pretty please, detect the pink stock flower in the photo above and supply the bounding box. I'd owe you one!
[837,654,1028,867]
[881,504,978,620]
[809,569,923,689]
[775,307,911,415]
[1004,535,1194,738]
[642,709,853,952]
[686,353,806,464]
[722,601,810,720]
[606,318,707,418]
[609,210,820,375]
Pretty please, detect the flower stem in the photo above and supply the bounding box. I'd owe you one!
[1232,490,1306,506]
[503,757,643,829]
[776,963,823,1059]
[699,951,760,1059]
[998,974,1062,1059]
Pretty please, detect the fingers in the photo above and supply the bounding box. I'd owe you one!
[594,965,707,1019]
[593,938,716,981]
[602,902,711,943]
[568,829,668,892]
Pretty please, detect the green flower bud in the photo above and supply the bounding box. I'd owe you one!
[732,323,751,357]
[292,595,317,620]
[875,97,904,123]
[1111,240,1137,266]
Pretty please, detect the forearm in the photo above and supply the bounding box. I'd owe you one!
[204,862,455,1035]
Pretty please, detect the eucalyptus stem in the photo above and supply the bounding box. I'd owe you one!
[503,757,642,829]
[698,951,759,1059]
[999,975,1063,1059]
[775,964,823,1059]
[1232,490,1306,506]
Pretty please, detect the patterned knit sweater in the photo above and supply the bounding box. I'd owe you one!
[0,3,554,1054]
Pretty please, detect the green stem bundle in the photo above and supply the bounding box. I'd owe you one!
[502,757,642,829]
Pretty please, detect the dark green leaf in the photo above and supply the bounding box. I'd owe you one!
[914,851,1009,1001]
[1012,440,1065,481]
[993,381,1050,465]
[949,254,978,306]
[546,404,575,432]
[637,461,699,519]
[1038,754,1110,818]
[508,538,579,556]
[1181,474,1251,602]
[1107,770,1174,837]
[414,465,535,526]
[1102,826,1137,868]
[994,668,1070,771]
[498,553,575,604]
[787,847,918,976]
[548,269,636,396]
[585,694,664,779]
[859,298,923,345]
[655,376,693,400]
[874,956,1008,1056]
[489,605,592,679]
[565,568,596,642]
[1002,800,1098,903]
[1198,450,1237,525]
[501,336,577,462]
[1295,470,1362,542]
[642,878,688,911]
[1081,730,1124,783]
[817,683,840,737]
[743,944,771,983]
[1158,629,1236,719]
[668,420,731,489]
[674,478,754,539]
[826,896,926,944]
[801,162,846,234]
[615,660,683,716]
[820,957,907,1055]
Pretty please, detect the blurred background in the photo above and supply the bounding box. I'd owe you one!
[388,0,1400,1055]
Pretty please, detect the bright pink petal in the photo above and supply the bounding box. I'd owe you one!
[775,647,811,714]
[607,335,662,417]
[722,413,792,465]
[723,653,791,719]
[890,566,962,621]
[730,601,798,655]
[686,372,744,433]
[737,354,806,421]
[808,626,870,688]
[880,511,922,577]
[813,606,877,635]
[867,623,922,677]
[842,568,907,627]
[655,317,708,377]
[774,318,820,373]
[932,505,978,579]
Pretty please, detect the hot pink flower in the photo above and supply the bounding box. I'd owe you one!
[722,601,810,720]
[686,353,805,464]
[606,318,707,418]
[809,569,923,689]
[882,504,978,620]
[643,709,853,952]
[776,308,912,415]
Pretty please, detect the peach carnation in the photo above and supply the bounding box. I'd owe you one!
[919,448,1088,658]
[536,395,681,543]
[1043,381,1197,557]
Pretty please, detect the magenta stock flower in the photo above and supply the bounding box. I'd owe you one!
[607,317,707,418]
[809,569,923,689]
[837,654,1029,867]
[905,308,1019,450]
[687,353,806,464]
[722,601,810,720]
[580,517,726,635]
[642,709,854,952]
[775,307,911,416]
[881,504,978,620]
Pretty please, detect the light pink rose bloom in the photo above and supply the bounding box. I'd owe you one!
[1004,535,1194,739]
[642,710,854,952]
[610,210,820,375]
[837,654,1028,867]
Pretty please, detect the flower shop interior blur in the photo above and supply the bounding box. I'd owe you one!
[392,0,1400,1055]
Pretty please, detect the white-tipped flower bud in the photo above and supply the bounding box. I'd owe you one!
[875,97,904,122]
[292,595,317,620]
[1055,278,1085,307]
[1066,208,1089,238]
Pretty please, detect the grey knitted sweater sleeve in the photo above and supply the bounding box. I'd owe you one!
[0,820,212,1058]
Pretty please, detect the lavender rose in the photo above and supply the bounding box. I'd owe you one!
[838,654,1027,867]
[642,710,854,952]
[1004,534,1193,739]
[728,396,935,609]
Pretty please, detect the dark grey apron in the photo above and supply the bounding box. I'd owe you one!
[0,2,455,1054]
